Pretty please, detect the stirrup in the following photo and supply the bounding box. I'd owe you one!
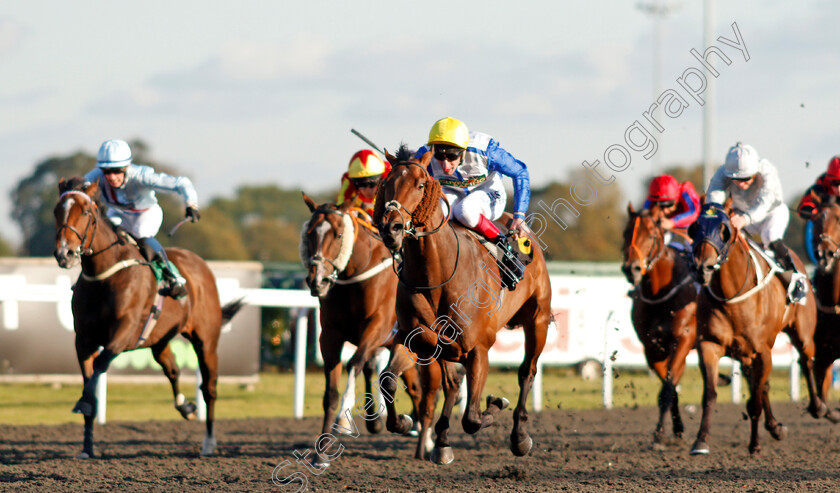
[787,272,808,306]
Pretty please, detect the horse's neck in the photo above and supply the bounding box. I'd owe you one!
[81,216,139,274]
[344,231,374,277]
[642,248,678,296]
[816,263,840,305]
[715,237,758,297]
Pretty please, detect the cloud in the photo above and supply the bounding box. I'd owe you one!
[0,18,25,57]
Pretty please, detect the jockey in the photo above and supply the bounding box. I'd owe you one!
[643,175,700,244]
[797,155,840,218]
[414,117,530,290]
[707,142,807,304]
[336,149,390,218]
[84,139,200,298]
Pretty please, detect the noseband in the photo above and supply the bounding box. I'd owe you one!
[56,191,99,256]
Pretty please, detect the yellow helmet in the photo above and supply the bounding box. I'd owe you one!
[428,117,469,149]
[348,150,386,179]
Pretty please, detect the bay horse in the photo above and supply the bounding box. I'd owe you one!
[622,203,697,448]
[373,147,552,464]
[689,203,824,455]
[300,195,424,465]
[53,177,243,458]
[807,196,840,423]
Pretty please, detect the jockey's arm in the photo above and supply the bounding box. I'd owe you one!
[136,165,199,209]
[741,161,781,225]
[706,166,728,205]
[670,190,700,229]
[486,139,530,235]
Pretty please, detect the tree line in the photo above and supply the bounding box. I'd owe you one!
[3,142,812,265]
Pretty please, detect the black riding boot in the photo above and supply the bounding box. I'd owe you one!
[770,239,807,304]
[137,237,187,298]
[495,235,526,291]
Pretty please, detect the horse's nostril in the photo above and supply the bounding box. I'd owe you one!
[631,265,641,272]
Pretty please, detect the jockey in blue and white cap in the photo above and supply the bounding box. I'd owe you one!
[414,117,531,289]
[84,139,200,298]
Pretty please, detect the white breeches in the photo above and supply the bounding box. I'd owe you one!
[106,204,163,239]
[441,180,507,228]
[744,204,788,247]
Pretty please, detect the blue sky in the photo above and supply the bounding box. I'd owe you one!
[1,1,838,246]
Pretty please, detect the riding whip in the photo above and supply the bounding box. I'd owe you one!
[350,129,385,157]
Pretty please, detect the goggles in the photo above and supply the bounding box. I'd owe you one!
[433,146,464,162]
[352,178,379,189]
[102,167,127,175]
[731,175,755,183]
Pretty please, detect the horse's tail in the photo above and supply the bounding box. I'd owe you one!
[221,297,247,324]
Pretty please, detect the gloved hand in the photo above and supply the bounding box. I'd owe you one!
[186,206,201,222]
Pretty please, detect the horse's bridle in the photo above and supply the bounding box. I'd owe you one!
[56,191,99,256]
[627,215,666,276]
[381,161,459,291]
[696,225,757,302]
[307,209,365,284]
[816,207,840,272]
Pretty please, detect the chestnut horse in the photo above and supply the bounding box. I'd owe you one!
[807,196,840,423]
[689,203,824,455]
[300,195,424,466]
[373,147,551,464]
[622,203,697,448]
[53,177,243,458]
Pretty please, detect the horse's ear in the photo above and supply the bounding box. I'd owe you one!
[698,193,707,207]
[720,222,732,244]
[84,180,98,197]
[627,201,636,215]
[417,150,433,168]
[688,221,699,241]
[301,192,317,212]
[58,178,67,194]
[338,198,352,212]
[384,148,398,165]
[723,195,733,212]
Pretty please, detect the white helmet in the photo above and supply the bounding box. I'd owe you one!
[97,139,132,169]
[723,142,759,179]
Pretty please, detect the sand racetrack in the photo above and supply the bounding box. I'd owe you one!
[2,402,840,492]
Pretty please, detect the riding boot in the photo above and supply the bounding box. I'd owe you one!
[770,239,808,305]
[138,237,188,299]
[475,215,524,290]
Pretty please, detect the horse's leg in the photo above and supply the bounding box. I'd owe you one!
[400,364,424,437]
[189,335,219,456]
[379,343,416,435]
[460,348,494,436]
[690,340,724,455]
[151,340,196,420]
[75,345,97,459]
[73,347,118,417]
[510,308,548,458]
[430,361,464,465]
[415,360,441,460]
[748,351,774,455]
[814,349,840,423]
[312,335,342,468]
[362,357,384,433]
[784,325,827,419]
[340,321,390,433]
[666,329,695,442]
[649,358,671,448]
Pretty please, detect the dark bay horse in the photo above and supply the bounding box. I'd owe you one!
[807,197,840,423]
[622,203,697,448]
[300,195,424,465]
[690,203,824,455]
[53,177,243,458]
[373,148,552,464]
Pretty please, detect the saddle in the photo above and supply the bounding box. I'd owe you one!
[115,228,186,299]
[460,216,534,290]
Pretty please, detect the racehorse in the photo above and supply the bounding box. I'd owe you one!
[53,177,243,458]
[300,195,424,464]
[373,146,552,464]
[622,203,697,448]
[689,202,824,455]
[806,196,840,423]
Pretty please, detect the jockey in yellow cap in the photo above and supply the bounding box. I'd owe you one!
[336,150,391,217]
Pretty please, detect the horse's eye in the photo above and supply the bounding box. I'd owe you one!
[419,183,425,189]
[336,233,342,238]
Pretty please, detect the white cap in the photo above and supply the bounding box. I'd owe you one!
[723,142,759,179]
[97,139,132,169]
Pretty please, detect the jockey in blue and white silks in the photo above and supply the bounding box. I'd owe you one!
[414,117,530,289]
[84,139,200,298]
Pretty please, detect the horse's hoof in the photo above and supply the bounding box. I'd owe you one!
[749,446,761,456]
[177,402,198,421]
[768,423,788,441]
[312,453,332,468]
[430,446,455,465]
[809,401,828,419]
[72,399,94,417]
[689,441,710,455]
[652,442,667,451]
[404,421,421,438]
[76,451,93,460]
[335,415,352,432]
[366,416,385,434]
[200,436,216,456]
[486,395,510,411]
[826,409,840,424]
[510,435,533,457]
